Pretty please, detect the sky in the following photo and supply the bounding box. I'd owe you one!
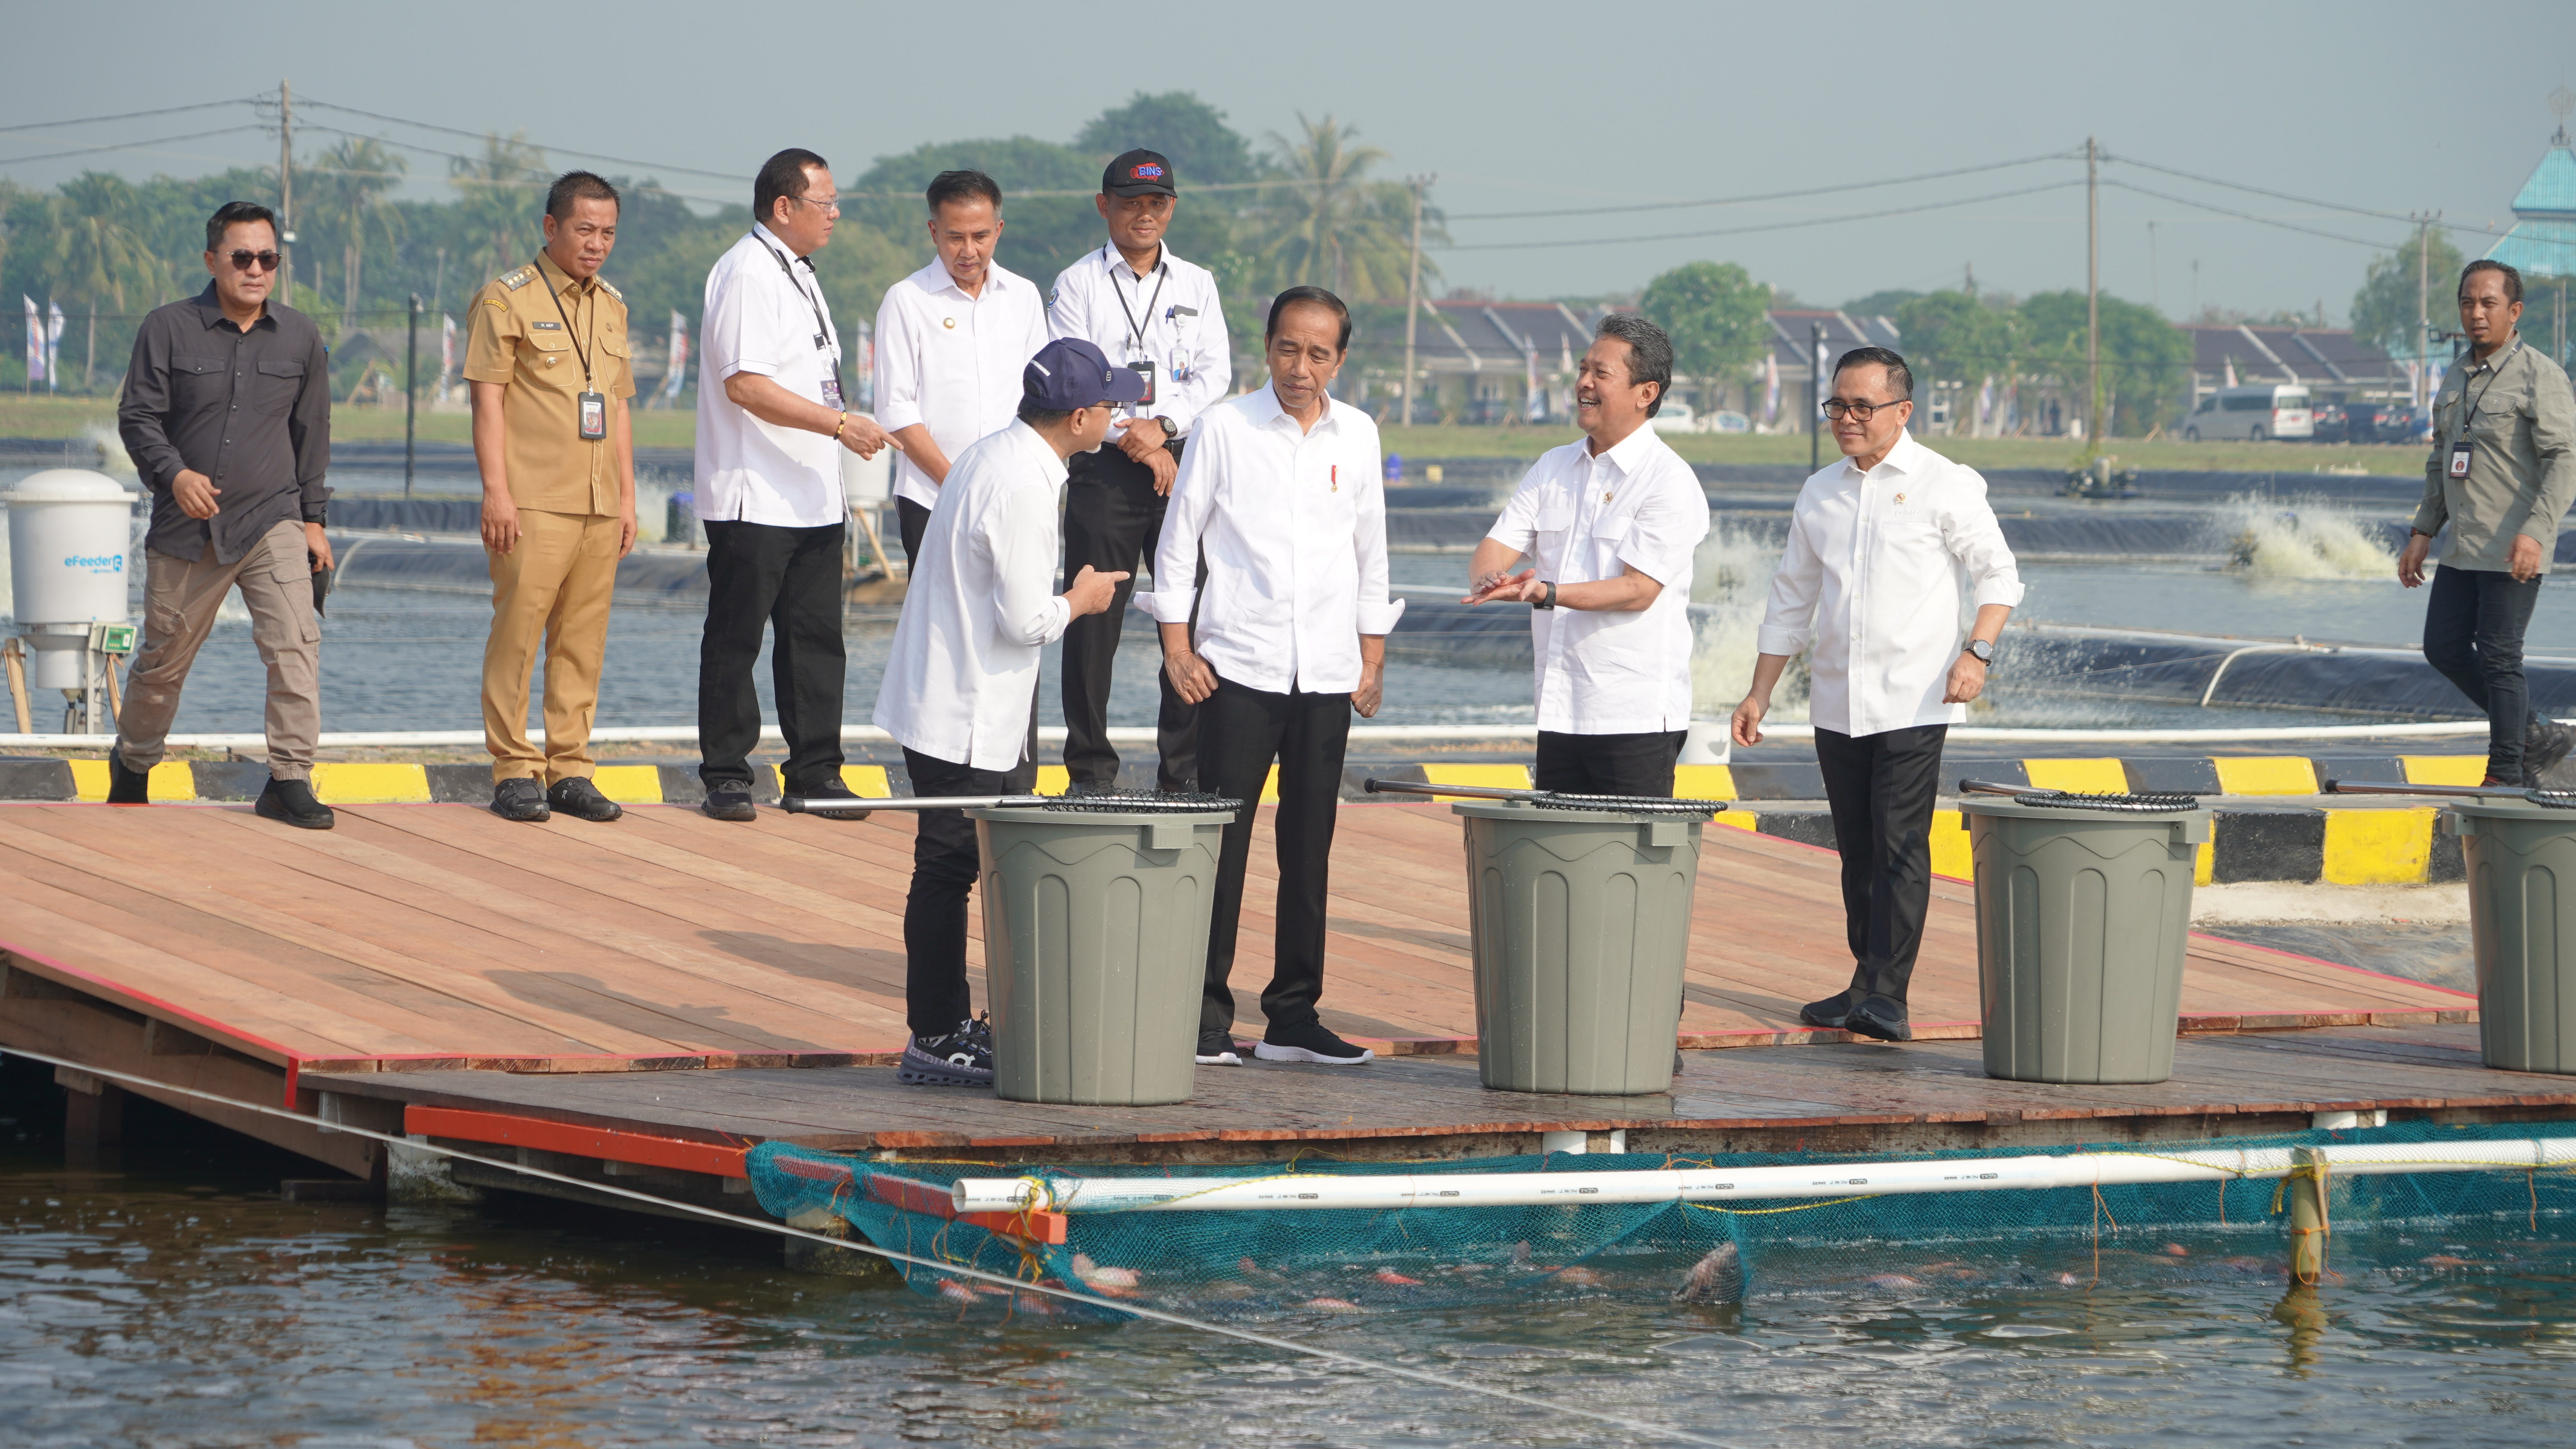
[7,0,2573,325]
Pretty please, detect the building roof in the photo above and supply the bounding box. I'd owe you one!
[1762,311,1902,372]
[2510,135,2576,218]
[2487,130,2576,279]
[2181,324,2402,386]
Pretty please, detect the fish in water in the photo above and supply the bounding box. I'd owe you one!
[1303,1297,1366,1313]
[2055,1273,2083,1286]
[1553,1266,1605,1288]
[2420,1254,2476,1268]
[2162,1244,2190,1258]
[1372,1269,1424,1286]
[1239,1257,1284,1282]
[1673,1242,1744,1305]
[1864,1273,1921,1290]
[936,1279,977,1304]
[1071,1254,1142,1290]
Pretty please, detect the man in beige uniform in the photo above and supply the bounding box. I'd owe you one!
[464,170,638,823]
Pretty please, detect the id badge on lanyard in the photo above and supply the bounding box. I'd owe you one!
[2451,440,2473,480]
[1126,355,1157,409]
[578,391,607,441]
[821,373,845,412]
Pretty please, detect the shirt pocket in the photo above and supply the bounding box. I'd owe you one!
[254,358,307,416]
[522,326,577,386]
[599,333,629,393]
[171,354,234,414]
[2468,382,2529,447]
[1532,506,1576,567]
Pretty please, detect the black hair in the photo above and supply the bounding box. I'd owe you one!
[1594,313,1674,418]
[1265,285,1352,352]
[927,169,1003,215]
[545,170,621,223]
[204,200,276,252]
[1834,345,1914,401]
[1016,398,1076,427]
[2461,258,2524,304]
[754,148,829,227]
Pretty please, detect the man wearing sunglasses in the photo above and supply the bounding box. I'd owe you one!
[1733,347,2021,1044]
[112,200,335,829]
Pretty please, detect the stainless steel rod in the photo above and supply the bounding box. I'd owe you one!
[2323,779,2521,798]
[1363,778,1546,803]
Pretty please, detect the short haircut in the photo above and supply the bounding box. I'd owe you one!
[2461,258,2524,304]
[545,170,620,223]
[204,200,277,252]
[1016,398,1076,427]
[927,169,1002,215]
[1834,345,1914,401]
[754,148,829,227]
[1595,313,1674,418]
[1265,285,1352,352]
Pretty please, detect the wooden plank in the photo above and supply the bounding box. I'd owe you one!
[404,1104,752,1177]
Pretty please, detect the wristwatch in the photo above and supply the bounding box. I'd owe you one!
[1534,581,1558,611]
[1151,415,1177,442]
[1962,638,1994,664]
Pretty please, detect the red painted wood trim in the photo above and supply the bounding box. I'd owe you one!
[404,1104,750,1178]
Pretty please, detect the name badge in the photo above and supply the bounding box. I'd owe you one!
[821,376,845,412]
[1127,359,1157,409]
[578,391,606,442]
[2450,440,2473,480]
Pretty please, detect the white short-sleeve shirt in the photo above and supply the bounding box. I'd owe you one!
[1045,243,1230,440]
[694,224,847,527]
[873,257,1048,512]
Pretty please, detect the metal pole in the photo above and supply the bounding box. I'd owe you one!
[404,294,421,498]
[277,80,293,307]
[1402,175,1428,432]
[2086,136,2101,450]
[1808,321,1823,470]
[2415,213,2430,409]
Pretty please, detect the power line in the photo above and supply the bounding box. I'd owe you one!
[0,124,267,169]
[2103,150,2545,246]
[1435,179,2086,252]
[2099,178,2426,250]
[1442,149,2081,221]
[296,97,753,185]
[0,97,256,133]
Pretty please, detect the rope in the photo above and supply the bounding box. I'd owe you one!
[0,1045,1733,1449]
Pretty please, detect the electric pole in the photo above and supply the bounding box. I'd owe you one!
[277,79,294,306]
[2412,211,2437,409]
[1809,321,1824,471]
[2148,221,2159,313]
[405,294,422,499]
[2086,136,2101,452]
[1402,174,1431,433]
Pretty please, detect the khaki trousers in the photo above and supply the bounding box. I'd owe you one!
[482,508,619,785]
[115,517,320,780]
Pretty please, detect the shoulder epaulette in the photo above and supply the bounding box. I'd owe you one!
[597,278,623,303]
[498,265,537,291]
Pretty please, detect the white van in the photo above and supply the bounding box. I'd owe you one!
[2183,385,2313,442]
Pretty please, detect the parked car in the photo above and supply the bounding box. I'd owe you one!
[2182,385,2314,442]
[1649,401,1699,434]
[2309,402,2349,443]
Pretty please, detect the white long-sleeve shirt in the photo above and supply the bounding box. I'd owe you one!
[1139,384,1404,694]
[872,421,1072,769]
[1755,430,2023,738]
[1045,243,1230,440]
[1485,426,1710,734]
[873,257,1048,512]
[695,224,846,527]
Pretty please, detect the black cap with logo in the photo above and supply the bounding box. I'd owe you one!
[1102,149,1177,198]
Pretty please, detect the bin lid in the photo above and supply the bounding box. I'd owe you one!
[0,468,134,505]
[1450,798,1726,822]
[971,805,1237,826]
[2447,791,2576,819]
[1958,791,2210,823]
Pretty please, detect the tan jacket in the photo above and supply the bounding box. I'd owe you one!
[2413,336,2576,570]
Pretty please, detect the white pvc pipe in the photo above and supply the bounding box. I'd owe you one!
[950,1137,2576,1215]
[0,724,1551,750]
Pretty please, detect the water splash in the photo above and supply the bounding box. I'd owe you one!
[1689,520,1807,722]
[2218,494,2395,580]
[81,423,135,479]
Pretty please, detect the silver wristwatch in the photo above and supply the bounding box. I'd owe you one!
[1962,638,1994,664]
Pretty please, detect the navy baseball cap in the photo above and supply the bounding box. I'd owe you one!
[1024,337,1147,410]
[1102,149,1176,197]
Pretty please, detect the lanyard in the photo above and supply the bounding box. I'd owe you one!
[1106,246,1167,356]
[536,257,593,388]
[2463,337,2521,428]
[760,234,835,354]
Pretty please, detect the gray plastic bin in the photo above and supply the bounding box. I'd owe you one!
[1455,801,1704,1095]
[974,805,1234,1105]
[2448,797,2576,1075]
[1960,798,2212,1084]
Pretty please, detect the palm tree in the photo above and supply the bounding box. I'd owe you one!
[448,132,548,285]
[304,138,408,331]
[44,173,158,389]
[1254,115,1431,302]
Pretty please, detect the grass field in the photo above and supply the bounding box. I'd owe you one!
[3,394,2424,476]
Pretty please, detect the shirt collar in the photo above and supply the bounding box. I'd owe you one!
[1842,428,1926,480]
[192,281,273,332]
[2466,336,2521,375]
[1098,241,1173,279]
[1585,422,1661,475]
[1252,381,1340,435]
[532,249,597,298]
[753,222,814,270]
[920,257,1006,300]
[1012,418,1069,484]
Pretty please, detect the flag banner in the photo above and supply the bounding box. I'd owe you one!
[1763,353,1779,424]
[45,300,65,394]
[439,314,456,394]
[1524,347,1542,421]
[662,310,689,400]
[1813,338,1829,417]
[21,297,39,385]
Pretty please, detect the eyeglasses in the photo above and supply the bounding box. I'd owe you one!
[225,249,282,273]
[1822,398,1901,421]
[786,196,841,216]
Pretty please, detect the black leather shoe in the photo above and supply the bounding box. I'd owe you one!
[255,777,335,831]
[106,748,150,805]
[702,782,758,822]
[491,777,551,822]
[1844,994,1912,1043]
[793,776,864,821]
[1799,989,1859,1031]
[546,776,622,823]
[2527,720,2574,782]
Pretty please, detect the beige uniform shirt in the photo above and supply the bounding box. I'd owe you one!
[2413,336,2576,571]
[462,252,634,516]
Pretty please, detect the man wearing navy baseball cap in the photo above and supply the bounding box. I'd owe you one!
[873,336,1142,1087]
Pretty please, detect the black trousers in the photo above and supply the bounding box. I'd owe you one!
[2424,564,2544,783]
[1061,443,1198,791]
[900,744,1037,1038]
[895,497,932,576]
[698,519,846,793]
[1814,723,1947,1004]
[1534,729,1687,797]
[1197,678,1351,1037]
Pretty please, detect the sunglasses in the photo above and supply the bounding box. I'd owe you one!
[225,249,282,273]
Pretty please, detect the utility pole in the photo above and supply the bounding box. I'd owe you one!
[2413,211,2436,409]
[276,79,295,306]
[2085,136,2102,452]
[2148,221,2159,313]
[1808,320,1824,471]
[1401,174,1431,432]
[404,294,422,499]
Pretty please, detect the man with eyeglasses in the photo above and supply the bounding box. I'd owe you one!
[1733,346,2021,1044]
[693,148,890,822]
[110,200,335,829]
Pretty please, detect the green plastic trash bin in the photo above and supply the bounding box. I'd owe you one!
[2448,797,2576,1075]
[1455,800,1708,1095]
[974,804,1235,1105]
[1961,796,2211,1084]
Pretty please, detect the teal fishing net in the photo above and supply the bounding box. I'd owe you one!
[747,1119,2576,1320]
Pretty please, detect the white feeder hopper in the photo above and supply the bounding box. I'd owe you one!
[3,469,137,691]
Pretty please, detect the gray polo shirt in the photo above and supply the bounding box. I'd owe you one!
[2412,336,2576,572]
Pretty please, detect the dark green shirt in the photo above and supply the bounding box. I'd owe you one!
[2413,336,2576,571]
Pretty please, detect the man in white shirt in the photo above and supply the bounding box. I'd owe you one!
[693,148,889,822]
[1048,148,1232,793]
[874,169,1050,570]
[872,337,1137,1087]
[1732,347,2022,1043]
[1148,286,1402,1070]
[1466,314,1710,795]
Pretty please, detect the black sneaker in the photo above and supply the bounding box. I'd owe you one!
[791,776,867,821]
[1197,1030,1243,1066]
[702,782,758,822]
[491,776,551,822]
[1253,1019,1373,1065]
[2527,720,2575,782]
[106,748,150,805]
[898,1018,995,1087]
[255,777,335,831]
[1799,989,1859,1031]
[1844,993,1912,1043]
[547,776,623,823]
